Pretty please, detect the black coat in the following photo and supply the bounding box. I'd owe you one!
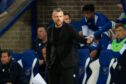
[110,50,126,84]
[47,23,87,69]
[32,38,47,59]
[0,60,28,84]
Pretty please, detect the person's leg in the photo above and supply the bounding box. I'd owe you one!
[62,67,77,84]
[48,73,59,84]
[47,63,61,84]
[73,66,80,84]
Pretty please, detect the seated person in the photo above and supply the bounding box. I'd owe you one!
[90,23,126,59]
[32,25,47,79]
[79,4,110,49]
[32,25,47,58]
[84,18,126,84]
[0,49,28,84]
[80,4,109,37]
[107,23,126,84]
[89,0,126,41]
[107,23,126,58]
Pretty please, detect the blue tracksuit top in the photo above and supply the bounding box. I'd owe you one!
[80,12,109,37]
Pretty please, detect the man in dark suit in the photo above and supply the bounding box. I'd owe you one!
[46,8,88,84]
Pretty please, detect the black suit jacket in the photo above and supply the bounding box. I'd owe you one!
[0,60,28,84]
[47,23,87,68]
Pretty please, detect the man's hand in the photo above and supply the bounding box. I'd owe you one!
[39,59,44,65]
[79,31,83,36]
[6,82,13,84]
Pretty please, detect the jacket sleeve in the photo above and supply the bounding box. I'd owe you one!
[70,26,87,44]
[10,62,29,84]
[46,28,51,69]
[0,64,3,84]
[97,13,109,27]
[94,21,113,38]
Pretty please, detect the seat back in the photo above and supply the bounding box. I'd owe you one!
[97,50,114,84]
[10,51,22,61]
[106,58,117,84]
[86,59,100,84]
[78,49,91,84]
[18,50,39,84]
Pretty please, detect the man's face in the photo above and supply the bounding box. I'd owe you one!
[64,15,71,24]
[115,26,126,39]
[37,27,47,40]
[1,52,11,64]
[83,11,94,20]
[52,11,64,27]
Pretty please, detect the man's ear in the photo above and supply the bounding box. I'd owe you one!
[9,56,11,59]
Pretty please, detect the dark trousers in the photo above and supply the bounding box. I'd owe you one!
[47,60,78,84]
[110,51,126,84]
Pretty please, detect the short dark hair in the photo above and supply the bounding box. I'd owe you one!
[37,24,47,31]
[64,12,71,18]
[52,8,64,14]
[0,49,11,57]
[115,23,126,30]
[82,4,95,12]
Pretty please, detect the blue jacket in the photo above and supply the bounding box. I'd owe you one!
[80,13,109,38]
[94,21,113,38]
[80,13,109,31]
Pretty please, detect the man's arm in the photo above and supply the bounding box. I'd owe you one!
[46,29,52,69]
[10,62,29,84]
[70,26,88,44]
[94,21,116,38]
[87,21,115,44]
